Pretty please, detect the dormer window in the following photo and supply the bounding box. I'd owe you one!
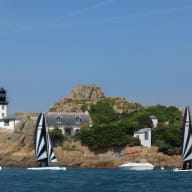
[56,114,62,124]
[74,115,81,124]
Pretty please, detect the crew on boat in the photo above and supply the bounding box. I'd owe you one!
[182,161,192,169]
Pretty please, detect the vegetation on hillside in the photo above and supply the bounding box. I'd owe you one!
[49,126,64,146]
[76,100,183,155]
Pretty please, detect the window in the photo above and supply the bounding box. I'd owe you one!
[56,114,62,124]
[144,132,149,140]
[2,113,4,117]
[2,105,4,110]
[74,115,81,124]
[4,120,9,126]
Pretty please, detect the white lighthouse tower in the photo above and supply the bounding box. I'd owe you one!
[0,88,8,119]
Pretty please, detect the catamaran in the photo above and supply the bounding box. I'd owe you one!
[173,106,192,172]
[28,113,66,170]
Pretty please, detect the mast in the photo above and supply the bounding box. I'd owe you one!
[45,113,50,167]
[45,113,57,166]
[182,106,192,168]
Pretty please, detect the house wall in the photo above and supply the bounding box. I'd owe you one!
[48,124,80,135]
[0,119,15,129]
[151,118,158,128]
[134,130,151,147]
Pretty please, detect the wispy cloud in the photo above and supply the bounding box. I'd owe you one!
[0,0,117,34]
[1,2,192,35]
[66,0,116,17]
[99,5,192,22]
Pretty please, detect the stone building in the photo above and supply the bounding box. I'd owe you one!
[46,111,90,136]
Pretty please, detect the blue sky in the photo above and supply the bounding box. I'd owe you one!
[0,0,192,115]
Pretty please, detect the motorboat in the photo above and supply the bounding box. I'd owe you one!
[118,162,154,171]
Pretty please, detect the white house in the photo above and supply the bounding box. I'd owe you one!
[150,115,158,128]
[0,117,21,129]
[134,128,151,147]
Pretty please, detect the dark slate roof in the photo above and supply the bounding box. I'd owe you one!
[134,128,151,134]
[46,112,90,127]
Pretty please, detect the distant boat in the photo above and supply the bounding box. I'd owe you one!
[118,162,154,171]
[28,113,66,171]
[173,106,192,172]
[123,150,142,155]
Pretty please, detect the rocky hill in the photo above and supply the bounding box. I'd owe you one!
[49,84,142,113]
[0,117,180,168]
[0,84,182,168]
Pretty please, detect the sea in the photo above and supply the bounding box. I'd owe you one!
[0,168,191,192]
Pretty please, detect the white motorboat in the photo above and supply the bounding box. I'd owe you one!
[118,162,154,171]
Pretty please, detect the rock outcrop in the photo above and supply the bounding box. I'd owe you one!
[49,84,142,113]
[68,85,104,100]
[0,117,36,167]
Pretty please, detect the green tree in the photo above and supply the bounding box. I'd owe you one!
[89,101,118,124]
[76,123,140,148]
[49,125,64,146]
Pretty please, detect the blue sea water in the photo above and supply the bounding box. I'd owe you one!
[0,168,191,192]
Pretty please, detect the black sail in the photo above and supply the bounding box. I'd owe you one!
[35,113,57,165]
[182,107,192,161]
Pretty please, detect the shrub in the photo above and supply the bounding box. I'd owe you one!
[89,101,118,124]
[127,136,140,147]
[49,126,64,146]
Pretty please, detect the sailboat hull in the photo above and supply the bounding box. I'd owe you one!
[173,168,192,172]
[27,166,66,171]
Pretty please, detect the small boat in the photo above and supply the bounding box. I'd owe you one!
[118,162,154,171]
[173,106,192,172]
[123,150,142,155]
[160,167,165,170]
[28,113,66,171]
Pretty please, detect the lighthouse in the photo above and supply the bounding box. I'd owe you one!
[0,88,8,119]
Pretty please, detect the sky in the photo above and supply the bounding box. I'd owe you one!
[0,0,192,115]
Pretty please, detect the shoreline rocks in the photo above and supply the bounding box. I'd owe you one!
[0,128,181,168]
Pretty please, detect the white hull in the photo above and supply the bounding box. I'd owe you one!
[27,166,66,171]
[118,162,154,171]
[173,168,192,172]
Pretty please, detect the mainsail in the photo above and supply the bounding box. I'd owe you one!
[35,113,57,166]
[182,106,192,162]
